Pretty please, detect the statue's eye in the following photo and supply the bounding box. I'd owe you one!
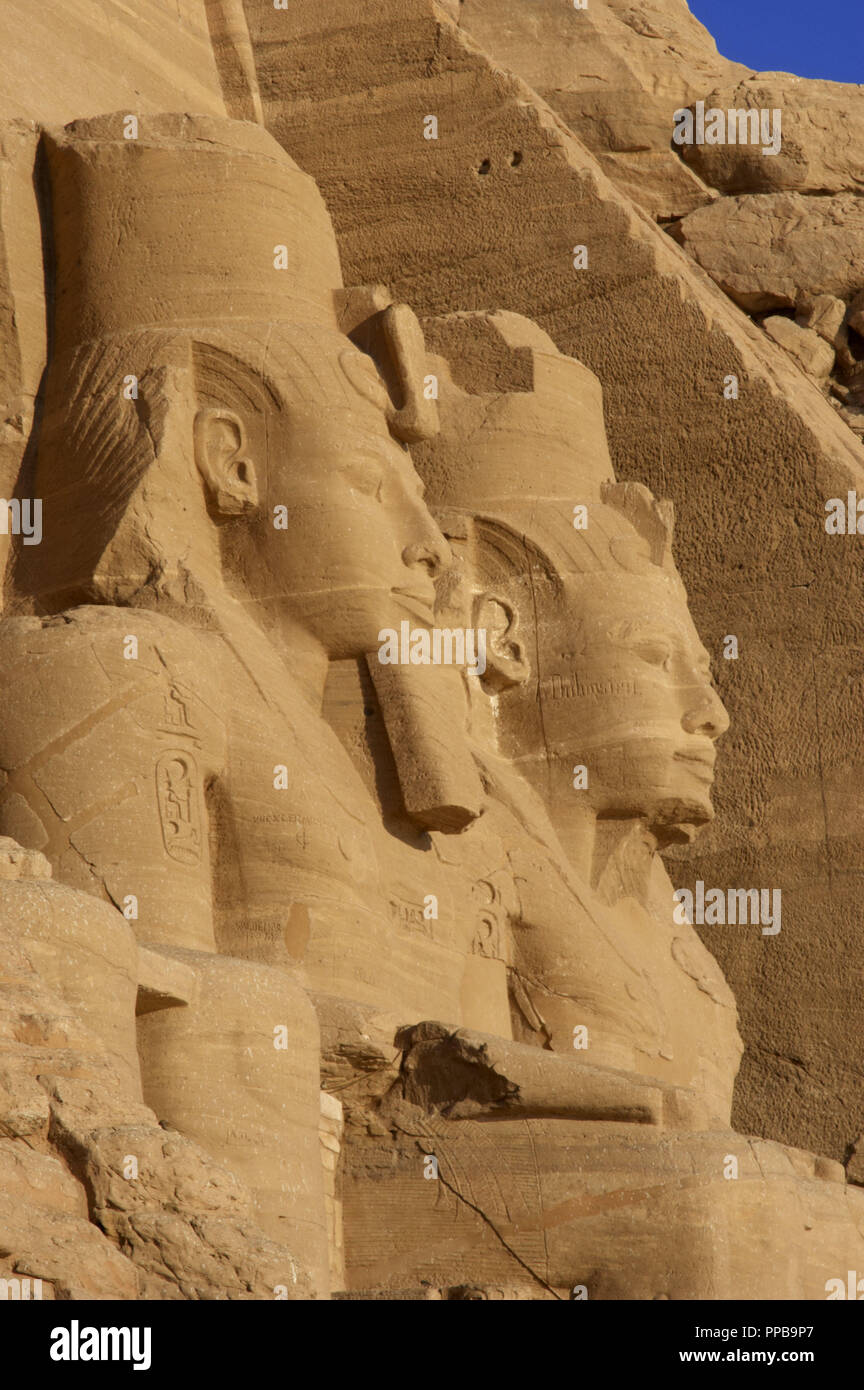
[632,640,672,670]
[345,458,385,499]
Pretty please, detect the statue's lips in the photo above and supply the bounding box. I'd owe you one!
[391,587,436,626]
[674,747,716,780]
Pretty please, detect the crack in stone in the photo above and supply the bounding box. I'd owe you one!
[417,1140,563,1300]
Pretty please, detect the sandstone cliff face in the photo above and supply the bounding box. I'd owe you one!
[451,6,864,432]
[0,0,226,126]
[459,0,747,217]
[0,0,863,1302]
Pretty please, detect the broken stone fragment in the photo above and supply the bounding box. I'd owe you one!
[847,289,864,340]
[677,77,864,196]
[0,836,51,881]
[673,192,864,310]
[847,1136,864,1187]
[0,1066,50,1139]
[762,316,835,381]
[136,944,198,1015]
[795,293,847,348]
[392,1020,669,1125]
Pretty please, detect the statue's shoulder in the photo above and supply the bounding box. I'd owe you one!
[0,605,226,767]
[0,603,219,674]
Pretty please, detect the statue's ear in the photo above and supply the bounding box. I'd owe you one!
[335,286,439,443]
[193,408,259,515]
[472,591,529,692]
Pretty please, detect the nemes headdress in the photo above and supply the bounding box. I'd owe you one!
[41,112,438,427]
[412,310,678,586]
[45,111,341,349]
[24,113,437,603]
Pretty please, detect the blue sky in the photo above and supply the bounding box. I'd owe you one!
[688,0,863,84]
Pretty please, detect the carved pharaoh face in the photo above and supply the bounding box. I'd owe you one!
[195,333,451,657]
[261,396,448,656]
[498,566,729,835]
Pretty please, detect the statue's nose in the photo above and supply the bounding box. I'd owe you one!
[402,530,452,580]
[682,681,730,741]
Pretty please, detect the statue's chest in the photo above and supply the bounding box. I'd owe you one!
[224,697,379,894]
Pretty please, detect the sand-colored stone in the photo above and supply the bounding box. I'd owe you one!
[0,849,314,1299]
[797,293,848,348]
[673,192,864,311]
[678,76,864,196]
[0,0,226,126]
[458,0,742,218]
[0,0,864,1305]
[763,315,836,382]
[342,1101,864,1299]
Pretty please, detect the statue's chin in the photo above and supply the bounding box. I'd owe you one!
[647,792,714,845]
